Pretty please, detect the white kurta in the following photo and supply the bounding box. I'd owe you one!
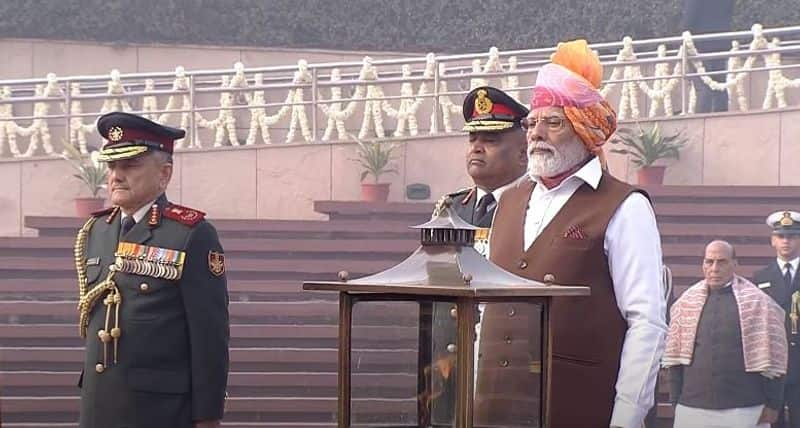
[520,157,668,428]
[674,404,768,428]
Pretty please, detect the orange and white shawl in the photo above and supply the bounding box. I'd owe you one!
[662,275,788,379]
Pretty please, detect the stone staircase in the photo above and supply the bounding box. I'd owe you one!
[1,186,799,427]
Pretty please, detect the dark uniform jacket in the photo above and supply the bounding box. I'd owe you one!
[429,186,493,425]
[77,194,229,428]
[755,261,800,384]
[445,187,495,228]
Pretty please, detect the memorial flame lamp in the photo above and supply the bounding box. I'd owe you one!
[303,202,590,428]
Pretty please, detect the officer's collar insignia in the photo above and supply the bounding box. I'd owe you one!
[474,89,493,115]
[208,251,225,277]
[114,242,186,280]
[108,126,124,142]
[781,212,794,227]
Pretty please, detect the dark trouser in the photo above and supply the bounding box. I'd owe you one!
[692,58,729,113]
[777,383,800,428]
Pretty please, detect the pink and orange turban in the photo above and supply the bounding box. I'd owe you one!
[531,40,617,166]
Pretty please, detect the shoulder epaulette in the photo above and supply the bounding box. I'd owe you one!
[447,187,473,197]
[432,186,475,217]
[163,203,206,227]
[90,206,120,224]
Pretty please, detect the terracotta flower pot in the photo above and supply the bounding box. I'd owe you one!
[75,197,106,218]
[360,183,391,202]
[636,166,667,185]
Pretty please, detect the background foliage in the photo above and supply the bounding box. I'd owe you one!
[1,0,798,53]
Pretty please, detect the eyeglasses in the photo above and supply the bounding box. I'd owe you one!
[521,116,567,131]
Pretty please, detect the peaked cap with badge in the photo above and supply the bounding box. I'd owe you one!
[462,86,529,133]
[767,210,800,235]
[75,112,229,427]
[96,111,185,162]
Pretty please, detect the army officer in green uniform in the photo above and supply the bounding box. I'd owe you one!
[75,112,229,428]
[429,86,528,425]
[433,86,529,246]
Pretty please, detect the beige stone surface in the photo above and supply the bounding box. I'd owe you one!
[136,46,242,73]
[404,136,470,202]
[32,42,138,76]
[0,40,34,79]
[0,161,21,236]
[779,109,800,185]
[331,140,407,202]
[256,143,331,220]
[180,147,257,219]
[659,118,705,185]
[166,152,183,204]
[703,113,780,184]
[21,156,89,223]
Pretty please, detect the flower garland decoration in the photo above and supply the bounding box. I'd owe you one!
[141,79,160,121]
[245,73,292,145]
[286,60,313,143]
[502,56,520,102]
[67,83,95,154]
[357,57,386,139]
[431,63,461,134]
[724,41,750,111]
[763,37,800,109]
[18,74,62,157]
[318,68,362,141]
[195,75,240,147]
[469,59,487,90]
[0,86,22,157]
[382,64,423,137]
[99,69,133,114]
[681,24,772,112]
[229,62,252,106]
[159,67,194,149]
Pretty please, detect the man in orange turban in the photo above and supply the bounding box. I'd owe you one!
[478,40,667,428]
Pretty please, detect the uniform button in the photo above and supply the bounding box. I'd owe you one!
[95,363,105,373]
[499,359,509,367]
[507,307,516,317]
[139,283,149,292]
[446,344,456,353]
[518,260,528,269]
[449,307,457,318]
[792,342,797,347]
[504,335,512,344]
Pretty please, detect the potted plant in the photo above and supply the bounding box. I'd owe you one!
[351,137,399,202]
[610,123,688,185]
[62,142,109,217]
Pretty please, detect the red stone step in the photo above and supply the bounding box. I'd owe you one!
[0,323,418,347]
[0,395,417,419]
[0,300,420,325]
[0,236,419,254]
[0,347,416,369]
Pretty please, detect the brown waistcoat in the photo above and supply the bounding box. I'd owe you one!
[475,173,641,427]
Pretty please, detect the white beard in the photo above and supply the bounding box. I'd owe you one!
[528,138,589,178]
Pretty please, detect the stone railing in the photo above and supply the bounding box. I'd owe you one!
[0,23,799,158]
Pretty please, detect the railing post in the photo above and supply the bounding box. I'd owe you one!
[188,75,196,148]
[432,59,440,135]
[311,68,318,143]
[64,79,72,151]
[680,39,688,115]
